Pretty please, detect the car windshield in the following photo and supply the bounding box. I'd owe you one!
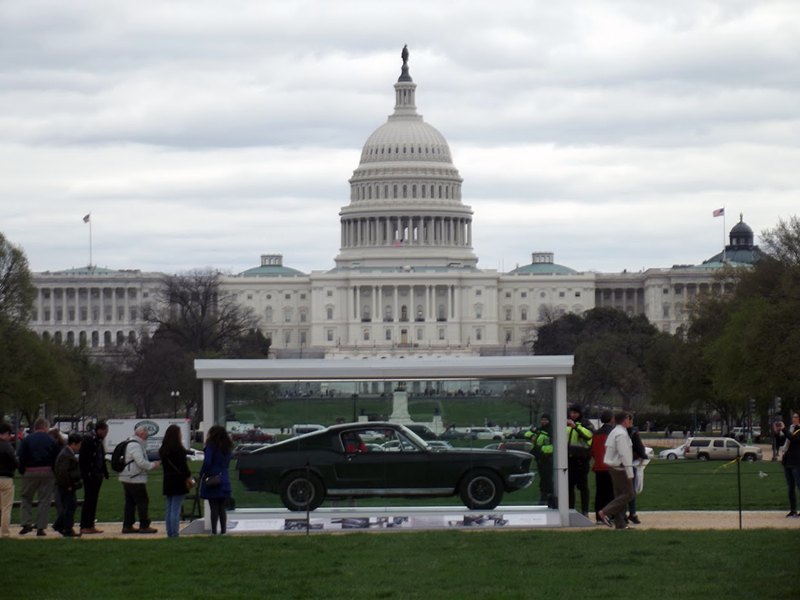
[397,425,430,450]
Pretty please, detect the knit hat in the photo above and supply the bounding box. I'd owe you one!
[541,413,551,421]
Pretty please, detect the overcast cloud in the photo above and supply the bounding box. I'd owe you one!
[1,0,797,275]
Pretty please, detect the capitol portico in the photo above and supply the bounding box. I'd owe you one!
[27,49,761,358]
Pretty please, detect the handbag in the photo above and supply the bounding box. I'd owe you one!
[204,473,222,489]
[186,476,197,491]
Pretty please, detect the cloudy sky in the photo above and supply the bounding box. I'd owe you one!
[1,0,797,276]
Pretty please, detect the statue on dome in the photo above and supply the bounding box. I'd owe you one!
[398,45,412,82]
[401,45,409,65]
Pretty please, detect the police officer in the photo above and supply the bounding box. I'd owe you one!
[567,405,593,517]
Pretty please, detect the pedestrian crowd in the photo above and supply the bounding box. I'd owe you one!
[523,404,650,529]
[0,418,233,538]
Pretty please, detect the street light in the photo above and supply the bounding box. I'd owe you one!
[171,391,180,418]
[81,391,87,432]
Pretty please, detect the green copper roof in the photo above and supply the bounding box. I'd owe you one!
[508,262,577,275]
[52,266,120,275]
[240,265,305,277]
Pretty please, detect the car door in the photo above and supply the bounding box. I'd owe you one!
[712,439,725,459]
[381,431,434,492]
[331,428,387,491]
[726,439,742,459]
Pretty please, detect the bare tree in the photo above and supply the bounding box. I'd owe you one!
[141,269,261,354]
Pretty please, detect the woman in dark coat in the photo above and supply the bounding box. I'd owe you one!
[159,425,193,538]
[199,425,233,535]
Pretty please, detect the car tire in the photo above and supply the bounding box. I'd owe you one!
[493,436,502,441]
[698,453,710,461]
[667,454,677,460]
[279,472,324,511]
[743,454,757,462]
[459,469,504,510]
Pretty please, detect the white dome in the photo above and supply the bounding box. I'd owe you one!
[360,118,453,164]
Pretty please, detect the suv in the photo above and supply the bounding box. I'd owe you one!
[684,437,762,462]
[465,427,504,441]
[731,427,762,443]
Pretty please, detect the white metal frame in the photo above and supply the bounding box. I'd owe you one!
[194,355,574,527]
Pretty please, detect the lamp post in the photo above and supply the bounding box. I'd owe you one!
[352,393,358,423]
[171,391,180,418]
[81,391,87,432]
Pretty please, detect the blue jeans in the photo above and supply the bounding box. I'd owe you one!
[785,466,800,513]
[165,494,185,538]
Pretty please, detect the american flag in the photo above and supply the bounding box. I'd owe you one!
[712,208,724,217]
[83,213,91,223]
[394,238,404,247]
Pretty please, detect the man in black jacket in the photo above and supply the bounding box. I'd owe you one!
[54,433,83,537]
[79,420,109,534]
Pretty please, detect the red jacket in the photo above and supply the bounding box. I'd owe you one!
[591,423,615,472]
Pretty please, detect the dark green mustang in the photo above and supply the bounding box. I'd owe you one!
[238,422,534,511]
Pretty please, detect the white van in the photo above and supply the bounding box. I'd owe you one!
[292,423,326,436]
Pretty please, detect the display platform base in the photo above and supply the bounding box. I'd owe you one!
[181,505,593,535]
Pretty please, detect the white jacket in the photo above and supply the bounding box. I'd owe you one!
[118,435,156,484]
[604,424,634,478]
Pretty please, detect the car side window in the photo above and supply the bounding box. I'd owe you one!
[713,440,724,447]
[726,440,738,448]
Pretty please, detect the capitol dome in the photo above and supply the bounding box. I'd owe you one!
[335,47,478,269]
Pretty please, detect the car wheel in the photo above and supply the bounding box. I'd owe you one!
[459,469,504,510]
[743,454,757,462]
[667,454,677,460]
[698,453,709,461]
[493,436,502,441]
[279,472,324,511]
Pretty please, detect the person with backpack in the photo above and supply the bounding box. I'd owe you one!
[118,426,160,534]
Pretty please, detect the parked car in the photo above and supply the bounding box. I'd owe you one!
[465,427,504,441]
[644,446,655,460]
[405,424,438,440]
[440,428,469,441]
[499,441,532,453]
[684,437,762,461]
[659,442,687,460]
[231,429,275,443]
[292,423,326,437]
[237,422,535,511]
[233,443,271,459]
[731,427,762,443]
[426,440,453,451]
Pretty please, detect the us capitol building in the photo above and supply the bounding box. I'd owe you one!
[28,50,761,359]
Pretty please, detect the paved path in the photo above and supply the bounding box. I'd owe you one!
[7,510,798,538]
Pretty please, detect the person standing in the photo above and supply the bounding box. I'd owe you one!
[626,417,648,525]
[79,420,109,534]
[0,422,19,538]
[528,414,553,505]
[199,425,233,535]
[159,424,193,538]
[119,425,160,534]
[591,410,615,525]
[599,411,635,530]
[53,433,83,537]
[566,405,593,516]
[17,417,60,536]
[775,412,800,518]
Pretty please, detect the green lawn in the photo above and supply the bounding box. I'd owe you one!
[0,530,795,600]
[230,396,538,428]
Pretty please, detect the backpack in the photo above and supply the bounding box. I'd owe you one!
[111,440,133,473]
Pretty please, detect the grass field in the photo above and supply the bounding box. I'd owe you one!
[230,396,541,429]
[6,455,790,524]
[1,530,795,600]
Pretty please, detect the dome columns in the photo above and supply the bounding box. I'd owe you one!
[340,215,472,250]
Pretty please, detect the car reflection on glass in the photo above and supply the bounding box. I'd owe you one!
[237,422,535,512]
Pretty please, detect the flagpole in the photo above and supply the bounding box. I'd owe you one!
[89,216,93,269]
[722,205,726,263]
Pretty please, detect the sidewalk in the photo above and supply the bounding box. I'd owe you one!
[7,510,798,538]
